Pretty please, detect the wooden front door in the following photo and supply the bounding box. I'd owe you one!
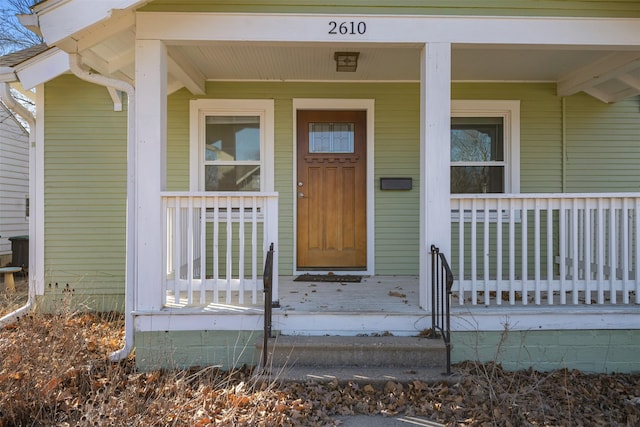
[296,110,367,269]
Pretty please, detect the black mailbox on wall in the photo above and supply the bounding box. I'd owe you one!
[380,177,412,190]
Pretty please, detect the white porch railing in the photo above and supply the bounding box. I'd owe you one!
[162,192,278,307]
[451,193,640,306]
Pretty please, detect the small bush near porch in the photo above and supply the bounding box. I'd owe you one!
[1,312,639,426]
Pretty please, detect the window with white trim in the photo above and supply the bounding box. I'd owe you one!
[451,100,520,194]
[189,99,274,192]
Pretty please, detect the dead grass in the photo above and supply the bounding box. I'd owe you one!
[0,302,639,425]
[0,276,28,317]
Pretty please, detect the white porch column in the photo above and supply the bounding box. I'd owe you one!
[419,43,452,311]
[135,39,167,311]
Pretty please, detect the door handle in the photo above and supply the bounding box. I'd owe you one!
[298,192,305,198]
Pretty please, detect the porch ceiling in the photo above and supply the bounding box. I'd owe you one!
[72,19,640,103]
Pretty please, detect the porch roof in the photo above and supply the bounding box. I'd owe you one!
[6,7,640,102]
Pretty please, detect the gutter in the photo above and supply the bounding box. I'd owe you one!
[0,82,36,326]
[68,53,136,362]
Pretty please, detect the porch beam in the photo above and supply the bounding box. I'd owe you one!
[618,74,640,91]
[584,86,640,104]
[137,12,640,46]
[419,42,451,311]
[135,39,167,311]
[106,49,135,74]
[80,49,134,86]
[76,10,136,52]
[167,47,206,95]
[557,52,640,98]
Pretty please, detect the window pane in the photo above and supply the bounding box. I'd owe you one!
[205,165,261,191]
[309,122,354,153]
[451,118,503,162]
[205,116,260,161]
[451,166,504,194]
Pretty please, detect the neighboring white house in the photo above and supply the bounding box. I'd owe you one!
[0,101,29,267]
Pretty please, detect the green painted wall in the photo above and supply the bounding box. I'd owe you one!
[452,83,564,193]
[167,82,422,275]
[43,75,127,312]
[42,76,640,301]
[136,329,640,373]
[141,0,640,18]
[565,94,640,193]
[452,329,640,373]
[135,330,260,371]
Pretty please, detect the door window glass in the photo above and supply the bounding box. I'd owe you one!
[309,122,354,153]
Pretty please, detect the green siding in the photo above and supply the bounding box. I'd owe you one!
[140,329,640,373]
[43,75,127,311]
[452,83,564,193]
[453,329,640,373]
[565,94,640,193]
[135,330,260,371]
[43,76,640,301]
[141,0,640,18]
[167,82,423,275]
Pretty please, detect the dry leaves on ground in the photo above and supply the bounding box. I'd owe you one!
[1,312,639,426]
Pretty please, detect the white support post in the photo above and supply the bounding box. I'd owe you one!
[135,39,167,311]
[419,42,452,311]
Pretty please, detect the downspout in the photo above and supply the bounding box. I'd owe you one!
[561,97,567,192]
[68,54,136,361]
[0,82,36,326]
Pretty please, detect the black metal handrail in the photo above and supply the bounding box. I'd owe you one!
[430,244,454,375]
[262,242,275,370]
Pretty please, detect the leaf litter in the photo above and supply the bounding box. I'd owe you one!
[0,312,639,426]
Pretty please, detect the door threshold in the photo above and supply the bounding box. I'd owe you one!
[295,270,369,275]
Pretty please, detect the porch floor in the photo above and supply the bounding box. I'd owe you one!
[278,275,423,313]
[165,275,424,314]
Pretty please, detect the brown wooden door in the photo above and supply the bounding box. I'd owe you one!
[296,110,367,269]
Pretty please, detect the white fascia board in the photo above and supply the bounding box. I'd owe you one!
[17,13,42,37]
[36,0,146,46]
[15,48,69,90]
[137,12,640,46]
[0,68,17,83]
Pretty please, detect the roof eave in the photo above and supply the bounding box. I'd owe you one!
[33,0,148,46]
[0,68,18,83]
[13,47,69,90]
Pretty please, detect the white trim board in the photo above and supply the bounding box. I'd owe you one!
[292,98,375,277]
[137,12,640,46]
[452,308,640,332]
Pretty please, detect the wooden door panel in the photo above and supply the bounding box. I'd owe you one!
[342,167,356,248]
[297,110,366,269]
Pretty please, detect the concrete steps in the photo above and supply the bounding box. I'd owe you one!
[256,335,454,384]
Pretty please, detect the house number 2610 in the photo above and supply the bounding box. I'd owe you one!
[328,21,367,35]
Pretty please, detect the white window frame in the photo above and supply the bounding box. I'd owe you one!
[451,100,520,222]
[189,99,274,192]
[451,100,520,194]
